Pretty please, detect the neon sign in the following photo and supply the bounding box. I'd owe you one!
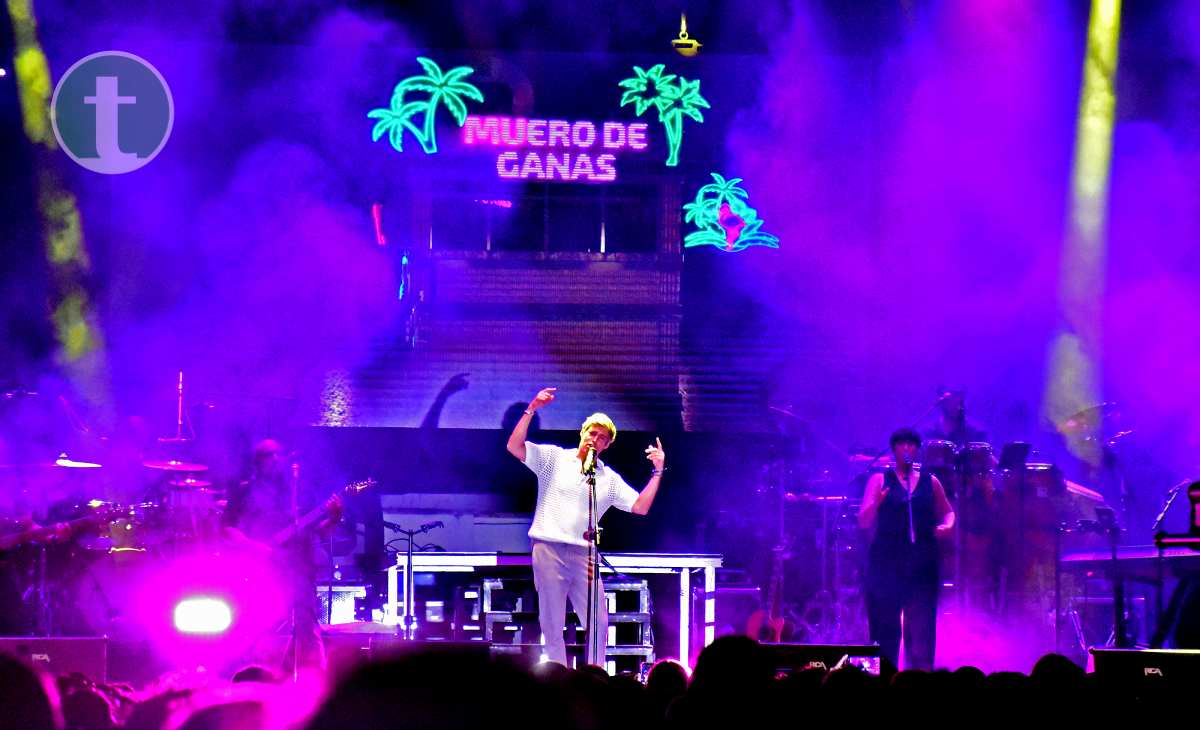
[619,64,709,167]
[461,115,651,182]
[683,173,779,252]
[369,57,484,154]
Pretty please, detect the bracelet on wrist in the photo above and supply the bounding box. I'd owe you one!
[523,409,535,416]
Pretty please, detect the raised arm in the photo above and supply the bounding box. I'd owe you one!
[507,387,556,461]
[631,438,666,515]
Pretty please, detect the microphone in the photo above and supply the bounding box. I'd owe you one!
[582,446,597,475]
[382,520,445,534]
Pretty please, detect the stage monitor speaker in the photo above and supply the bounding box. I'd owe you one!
[368,638,492,663]
[1091,648,1200,698]
[761,642,881,674]
[0,637,107,683]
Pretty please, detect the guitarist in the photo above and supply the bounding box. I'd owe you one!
[222,439,343,671]
[858,427,955,671]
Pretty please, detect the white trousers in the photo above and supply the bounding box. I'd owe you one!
[531,539,608,666]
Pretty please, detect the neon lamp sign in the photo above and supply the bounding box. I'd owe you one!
[684,173,779,252]
[369,57,484,154]
[461,116,652,182]
[619,64,709,167]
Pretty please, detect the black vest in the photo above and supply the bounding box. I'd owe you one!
[867,469,940,586]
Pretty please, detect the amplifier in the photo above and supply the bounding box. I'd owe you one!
[1091,648,1200,698]
[760,642,882,675]
[0,637,107,683]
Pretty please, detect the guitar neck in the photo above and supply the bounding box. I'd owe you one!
[271,505,327,547]
[269,479,373,547]
[0,514,102,551]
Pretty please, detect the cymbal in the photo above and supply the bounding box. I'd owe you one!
[769,405,804,421]
[1065,479,1107,504]
[850,453,896,468]
[55,455,102,469]
[784,492,848,504]
[142,459,209,472]
[1060,402,1122,436]
[168,476,213,488]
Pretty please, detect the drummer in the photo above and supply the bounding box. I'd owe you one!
[926,390,988,447]
[924,389,999,613]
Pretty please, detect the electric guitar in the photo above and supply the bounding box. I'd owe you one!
[269,478,375,547]
[0,505,118,552]
[745,544,793,643]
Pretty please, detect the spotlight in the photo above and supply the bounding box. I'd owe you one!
[0,68,7,78]
[173,597,233,634]
[672,14,701,57]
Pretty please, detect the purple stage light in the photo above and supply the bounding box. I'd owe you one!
[173,597,233,634]
[127,550,289,670]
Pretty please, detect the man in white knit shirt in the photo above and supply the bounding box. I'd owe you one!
[506,386,665,666]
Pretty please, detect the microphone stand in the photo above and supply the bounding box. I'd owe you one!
[388,520,445,640]
[844,393,951,487]
[1150,479,1189,535]
[1150,480,1189,636]
[289,462,300,682]
[582,451,604,667]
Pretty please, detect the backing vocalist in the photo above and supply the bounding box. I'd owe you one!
[857,427,955,670]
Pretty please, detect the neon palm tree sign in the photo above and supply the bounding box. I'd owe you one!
[683,173,780,252]
[369,57,484,154]
[618,64,709,167]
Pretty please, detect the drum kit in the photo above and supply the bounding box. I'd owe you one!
[0,376,241,635]
[0,450,229,633]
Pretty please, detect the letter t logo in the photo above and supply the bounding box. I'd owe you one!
[84,76,137,165]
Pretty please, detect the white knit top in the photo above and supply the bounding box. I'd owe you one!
[523,441,639,547]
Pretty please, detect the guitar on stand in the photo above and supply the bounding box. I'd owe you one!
[746,450,795,643]
[746,544,793,642]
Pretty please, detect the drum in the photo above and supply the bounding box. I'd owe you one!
[995,463,1066,534]
[165,484,224,543]
[69,544,155,638]
[962,442,995,474]
[922,440,958,470]
[1020,463,1065,499]
[80,501,165,552]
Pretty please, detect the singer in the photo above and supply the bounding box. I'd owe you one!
[506,387,665,666]
[857,427,955,670]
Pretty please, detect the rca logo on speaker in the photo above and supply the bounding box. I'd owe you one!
[1144,666,1164,677]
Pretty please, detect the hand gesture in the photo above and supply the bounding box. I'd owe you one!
[529,387,557,412]
[935,523,953,538]
[645,437,666,470]
[444,372,470,395]
[324,494,345,524]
